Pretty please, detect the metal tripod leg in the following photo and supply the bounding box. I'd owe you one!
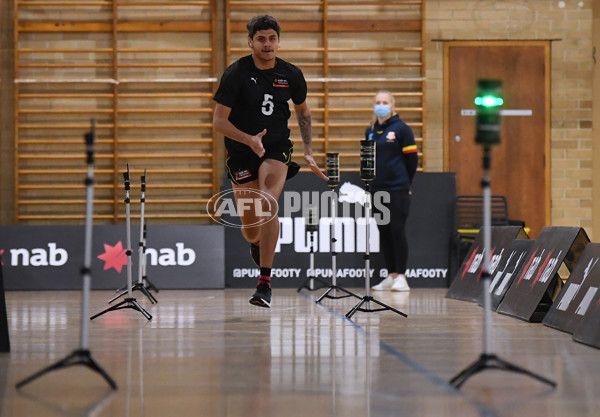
[109,283,157,304]
[298,277,330,293]
[143,277,159,293]
[345,296,408,320]
[316,285,361,303]
[16,349,117,390]
[450,353,556,389]
[91,297,152,321]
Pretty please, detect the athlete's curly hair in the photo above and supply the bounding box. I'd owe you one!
[247,15,281,39]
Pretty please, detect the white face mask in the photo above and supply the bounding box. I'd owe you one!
[374,104,391,118]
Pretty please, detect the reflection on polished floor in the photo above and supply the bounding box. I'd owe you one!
[1,288,599,417]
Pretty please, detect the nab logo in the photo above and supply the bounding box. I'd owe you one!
[97,241,128,273]
[97,241,197,273]
[5,243,68,267]
[146,243,196,267]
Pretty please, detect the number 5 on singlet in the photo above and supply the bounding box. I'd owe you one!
[262,94,274,116]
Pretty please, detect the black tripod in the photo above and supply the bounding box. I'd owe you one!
[298,207,328,292]
[316,153,360,303]
[450,80,554,389]
[345,180,407,320]
[116,222,159,296]
[17,120,117,390]
[91,165,152,321]
[110,170,156,305]
[449,146,555,389]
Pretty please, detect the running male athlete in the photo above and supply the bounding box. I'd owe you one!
[213,15,327,308]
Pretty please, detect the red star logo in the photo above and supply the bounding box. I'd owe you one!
[97,241,128,273]
[0,249,4,266]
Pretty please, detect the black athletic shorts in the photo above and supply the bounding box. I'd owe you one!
[226,139,297,185]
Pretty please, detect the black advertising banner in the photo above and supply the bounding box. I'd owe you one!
[445,226,528,303]
[497,227,589,322]
[223,172,456,289]
[0,255,9,352]
[543,243,600,334]
[0,225,224,290]
[406,173,456,287]
[573,286,600,349]
[488,239,535,310]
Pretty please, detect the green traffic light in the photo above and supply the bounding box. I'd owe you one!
[474,95,504,107]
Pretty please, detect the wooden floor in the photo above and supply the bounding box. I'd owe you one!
[1,287,599,417]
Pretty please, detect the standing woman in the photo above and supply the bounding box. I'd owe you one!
[367,91,418,292]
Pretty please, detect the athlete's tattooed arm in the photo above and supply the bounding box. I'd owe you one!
[294,101,312,145]
[297,113,311,145]
[294,101,328,181]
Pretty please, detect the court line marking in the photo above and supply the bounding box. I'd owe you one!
[298,292,499,417]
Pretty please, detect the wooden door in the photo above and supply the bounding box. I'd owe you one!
[444,41,550,238]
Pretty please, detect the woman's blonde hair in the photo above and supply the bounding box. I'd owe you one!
[375,90,395,106]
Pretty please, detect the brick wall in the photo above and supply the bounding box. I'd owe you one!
[425,0,595,238]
